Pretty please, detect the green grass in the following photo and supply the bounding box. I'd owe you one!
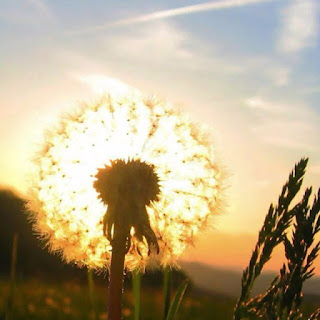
[1,277,108,320]
[0,276,235,320]
[1,275,318,320]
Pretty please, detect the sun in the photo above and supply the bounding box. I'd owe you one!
[27,86,223,271]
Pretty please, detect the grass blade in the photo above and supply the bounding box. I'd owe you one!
[165,280,188,320]
[88,269,98,320]
[5,232,18,320]
[132,269,141,320]
[163,266,172,319]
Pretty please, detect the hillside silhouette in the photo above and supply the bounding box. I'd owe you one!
[0,188,88,279]
[0,188,187,286]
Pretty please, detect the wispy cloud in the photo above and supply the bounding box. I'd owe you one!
[73,0,273,34]
[245,96,320,150]
[0,0,54,25]
[26,0,54,20]
[270,66,291,86]
[87,21,246,74]
[103,22,194,66]
[75,75,135,97]
[277,0,319,53]
[301,85,320,94]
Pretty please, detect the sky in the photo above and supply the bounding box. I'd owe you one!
[1,0,320,273]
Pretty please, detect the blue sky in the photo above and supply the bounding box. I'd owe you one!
[1,0,320,240]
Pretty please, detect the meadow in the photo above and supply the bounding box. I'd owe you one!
[1,272,319,320]
[0,275,231,320]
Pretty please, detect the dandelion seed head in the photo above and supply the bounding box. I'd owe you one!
[27,88,223,271]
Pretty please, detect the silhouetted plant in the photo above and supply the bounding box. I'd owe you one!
[234,158,320,320]
[26,86,223,319]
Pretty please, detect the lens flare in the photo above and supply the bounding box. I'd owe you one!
[27,89,223,270]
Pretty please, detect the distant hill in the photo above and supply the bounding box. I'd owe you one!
[0,188,88,279]
[180,260,320,298]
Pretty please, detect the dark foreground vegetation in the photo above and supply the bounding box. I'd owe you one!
[1,274,319,320]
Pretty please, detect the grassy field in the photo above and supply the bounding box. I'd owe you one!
[1,275,319,320]
[0,275,236,320]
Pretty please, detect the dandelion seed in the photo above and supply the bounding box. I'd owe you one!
[27,86,223,272]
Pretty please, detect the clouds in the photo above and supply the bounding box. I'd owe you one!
[26,0,53,19]
[104,22,193,65]
[73,0,274,34]
[270,66,291,86]
[277,0,319,54]
[110,0,274,26]
[245,96,320,150]
[75,75,134,96]
[0,0,55,25]
[1,0,320,240]
[265,0,320,87]
[92,21,245,76]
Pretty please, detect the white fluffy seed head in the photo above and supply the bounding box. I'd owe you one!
[26,90,224,271]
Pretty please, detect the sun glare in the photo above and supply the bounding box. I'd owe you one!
[27,87,223,270]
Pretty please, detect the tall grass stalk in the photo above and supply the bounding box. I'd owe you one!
[163,266,172,319]
[234,158,320,320]
[132,270,141,320]
[165,280,188,320]
[5,232,18,320]
[88,269,98,320]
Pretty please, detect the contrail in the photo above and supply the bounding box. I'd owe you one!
[73,0,274,34]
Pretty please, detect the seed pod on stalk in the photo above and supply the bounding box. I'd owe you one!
[27,83,224,319]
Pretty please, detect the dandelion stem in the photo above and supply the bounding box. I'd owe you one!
[108,223,127,320]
